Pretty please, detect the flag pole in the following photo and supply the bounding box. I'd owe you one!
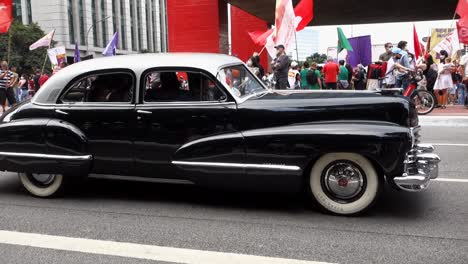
[7,26,11,64]
[258,45,266,56]
[294,29,299,61]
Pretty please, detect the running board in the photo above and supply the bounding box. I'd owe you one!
[88,174,194,185]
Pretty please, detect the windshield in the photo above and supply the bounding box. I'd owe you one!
[217,64,266,99]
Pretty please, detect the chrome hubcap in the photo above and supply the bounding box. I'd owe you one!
[31,174,56,185]
[323,162,364,200]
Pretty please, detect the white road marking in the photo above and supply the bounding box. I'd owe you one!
[427,143,468,147]
[433,178,468,183]
[419,116,468,127]
[0,230,333,264]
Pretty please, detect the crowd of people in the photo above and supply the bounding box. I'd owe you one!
[247,42,468,110]
[0,61,68,112]
[380,40,468,109]
[256,44,368,91]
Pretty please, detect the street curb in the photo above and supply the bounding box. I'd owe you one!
[419,116,468,127]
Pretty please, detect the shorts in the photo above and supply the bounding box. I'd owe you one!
[449,86,457,95]
[0,87,17,106]
[325,82,337,90]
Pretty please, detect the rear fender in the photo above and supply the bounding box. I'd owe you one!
[0,118,91,175]
[242,121,412,178]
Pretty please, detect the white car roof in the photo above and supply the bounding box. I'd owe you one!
[33,53,244,105]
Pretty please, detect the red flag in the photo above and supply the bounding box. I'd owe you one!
[294,0,314,31]
[456,0,468,18]
[457,20,468,44]
[413,24,422,59]
[0,0,13,33]
[248,28,274,46]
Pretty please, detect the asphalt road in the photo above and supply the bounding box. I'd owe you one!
[0,125,467,264]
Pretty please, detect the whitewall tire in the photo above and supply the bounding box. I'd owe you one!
[309,153,381,215]
[19,173,65,198]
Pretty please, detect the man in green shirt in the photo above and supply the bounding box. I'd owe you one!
[338,60,349,89]
[300,62,310,90]
[306,62,322,90]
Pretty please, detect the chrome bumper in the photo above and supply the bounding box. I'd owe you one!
[393,144,441,192]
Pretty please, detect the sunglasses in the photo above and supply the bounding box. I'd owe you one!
[387,46,393,49]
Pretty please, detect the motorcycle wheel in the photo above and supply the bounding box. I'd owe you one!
[413,90,436,115]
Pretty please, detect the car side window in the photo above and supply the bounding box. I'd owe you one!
[144,71,226,103]
[61,73,133,103]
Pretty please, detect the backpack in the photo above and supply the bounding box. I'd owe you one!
[306,70,318,85]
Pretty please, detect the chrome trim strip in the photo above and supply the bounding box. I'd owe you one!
[0,152,92,161]
[137,102,236,107]
[172,161,301,171]
[88,174,194,185]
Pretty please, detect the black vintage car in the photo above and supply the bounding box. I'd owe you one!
[0,53,440,215]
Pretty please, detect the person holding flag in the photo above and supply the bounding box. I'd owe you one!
[271,44,291,89]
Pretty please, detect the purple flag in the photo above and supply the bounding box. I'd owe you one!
[74,42,80,63]
[103,32,118,56]
[347,35,372,67]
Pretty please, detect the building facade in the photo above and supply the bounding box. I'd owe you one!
[12,0,166,61]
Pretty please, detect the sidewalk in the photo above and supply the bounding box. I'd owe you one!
[428,105,468,116]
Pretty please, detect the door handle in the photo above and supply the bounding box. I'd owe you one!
[137,110,152,115]
[55,109,69,115]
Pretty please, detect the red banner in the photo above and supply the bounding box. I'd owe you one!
[0,0,13,33]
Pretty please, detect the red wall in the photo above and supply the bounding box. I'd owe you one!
[167,0,220,53]
[230,6,269,71]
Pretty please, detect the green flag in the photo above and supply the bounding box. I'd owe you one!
[337,27,353,52]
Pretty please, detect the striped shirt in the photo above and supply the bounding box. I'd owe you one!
[0,70,14,89]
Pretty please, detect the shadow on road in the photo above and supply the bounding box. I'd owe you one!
[0,173,433,219]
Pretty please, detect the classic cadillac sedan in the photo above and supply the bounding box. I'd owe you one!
[0,53,440,215]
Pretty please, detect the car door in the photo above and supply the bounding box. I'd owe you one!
[54,70,137,176]
[134,69,245,186]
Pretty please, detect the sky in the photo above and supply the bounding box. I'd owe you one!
[299,19,456,55]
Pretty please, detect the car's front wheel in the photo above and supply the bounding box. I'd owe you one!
[19,173,65,198]
[309,153,382,215]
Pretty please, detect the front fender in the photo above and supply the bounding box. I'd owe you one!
[242,121,412,177]
[0,118,91,175]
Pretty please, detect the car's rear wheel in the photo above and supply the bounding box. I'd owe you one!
[309,153,381,215]
[19,173,65,198]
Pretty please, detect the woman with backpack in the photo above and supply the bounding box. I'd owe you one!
[306,62,322,90]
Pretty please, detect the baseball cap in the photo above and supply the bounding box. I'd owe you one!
[274,44,285,49]
[392,47,403,55]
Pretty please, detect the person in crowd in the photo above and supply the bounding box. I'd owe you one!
[433,50,452,109]
[450,60,462,105]
[408,53,416,70]
[337,60,349,89]
[459,49,468,105]
[39,71,50,87]
[33,70,41,92]
[353,64,367,90]
[10,66,19,103]
[395,41,411,89]
[271,44,291,89]
[379,42,394,62]
[28,75,36,98]
[18,74,28,102]
[345,63,354,89]
[322,56,340,90]
[421,54,439,95]
[306,62,322,90]
[250,53,264,79]
[391,47,412,89]
[287,61,301,89]
[0,61,17,112]
[300,62,310,90]
[246,58,260,77]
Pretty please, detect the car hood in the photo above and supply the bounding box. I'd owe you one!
[237,91,415,130]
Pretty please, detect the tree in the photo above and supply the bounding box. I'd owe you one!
[0,22,52,74]
[306,52,327,64]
